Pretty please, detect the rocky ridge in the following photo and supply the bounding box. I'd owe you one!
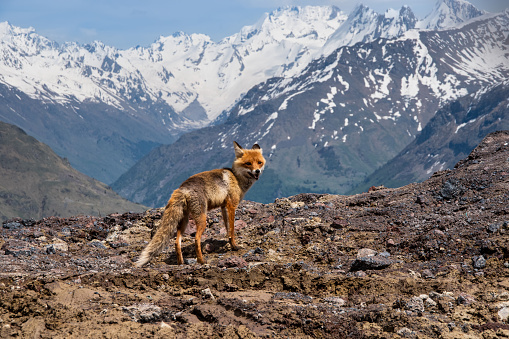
[1,131,508,337]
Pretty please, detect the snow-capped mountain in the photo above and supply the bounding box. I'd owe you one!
[0,6,347,125]
[0,0,501,186]
[0,0,489,124]
[113,8,509,207]
[321,5,417,56]
[355,81,509,193]
[417,0,486,29]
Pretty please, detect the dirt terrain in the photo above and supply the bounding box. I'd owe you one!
[1,131,509,338]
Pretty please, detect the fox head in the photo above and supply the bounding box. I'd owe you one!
[233,141,265,180]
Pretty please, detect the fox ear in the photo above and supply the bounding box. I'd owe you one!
[233,141,244,158]
[251,144,262,153]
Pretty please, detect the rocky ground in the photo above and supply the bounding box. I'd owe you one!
[1,131,509,338]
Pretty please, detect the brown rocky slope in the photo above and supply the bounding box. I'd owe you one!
[0,121,146,221]
[1,131,509,338]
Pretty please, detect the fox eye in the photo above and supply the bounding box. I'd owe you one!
[258,161,263,165]
[245,162,252,166]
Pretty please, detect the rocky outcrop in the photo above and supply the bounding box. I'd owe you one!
[1,131,509,337]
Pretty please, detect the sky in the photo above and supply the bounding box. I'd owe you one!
[0,0,507,49]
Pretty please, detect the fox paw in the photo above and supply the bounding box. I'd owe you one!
[230,244,243,251]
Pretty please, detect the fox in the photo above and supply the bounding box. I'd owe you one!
[135,141,265,267]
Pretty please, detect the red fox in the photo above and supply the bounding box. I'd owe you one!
[135,141,265,266]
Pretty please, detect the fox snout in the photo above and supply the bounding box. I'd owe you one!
[252,169,261,179]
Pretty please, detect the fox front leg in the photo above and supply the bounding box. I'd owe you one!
[224,200,239,251]
[221,206,235,250]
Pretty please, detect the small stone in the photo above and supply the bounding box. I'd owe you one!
[350,255,393,271]
[432,229,445,237]
[89,239,108,249]
[184,258,197,265]
[160,321,172,329]
[323,296,346,306]
[457,293,476,305]
[254,247,264,254]
[415,195,426,205]
[122,303,162,323]
[473,255,486,269]
[262,215,275,223]
[331,217,348,229]
[498,306,509,322]
[422,269,435,279]
[405,297,424,313]
[289,202,305,209]
[201,288,215,300]
[357,248,377,258]
[440,179,464,200]
[218,256,248,269]
[109,241,129,248]
[397,327,417,338]
[2,221,22,229]
[46,240,68,253]
[488,222,502,233]
[234,220,248,230]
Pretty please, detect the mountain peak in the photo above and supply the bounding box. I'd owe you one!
[0,21,33,36]
[320,3,416,56]
[0,21,57,54]
[417,0,486,29]
[350,3,376,18]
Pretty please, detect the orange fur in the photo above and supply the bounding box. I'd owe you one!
[135,141,265,266]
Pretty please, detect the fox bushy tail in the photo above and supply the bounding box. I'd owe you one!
[135,190,187,267]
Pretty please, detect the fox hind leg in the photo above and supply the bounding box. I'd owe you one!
[175,213,189,265]
[194,213,207,264]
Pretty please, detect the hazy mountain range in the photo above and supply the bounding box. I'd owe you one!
[0,120,145,221]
